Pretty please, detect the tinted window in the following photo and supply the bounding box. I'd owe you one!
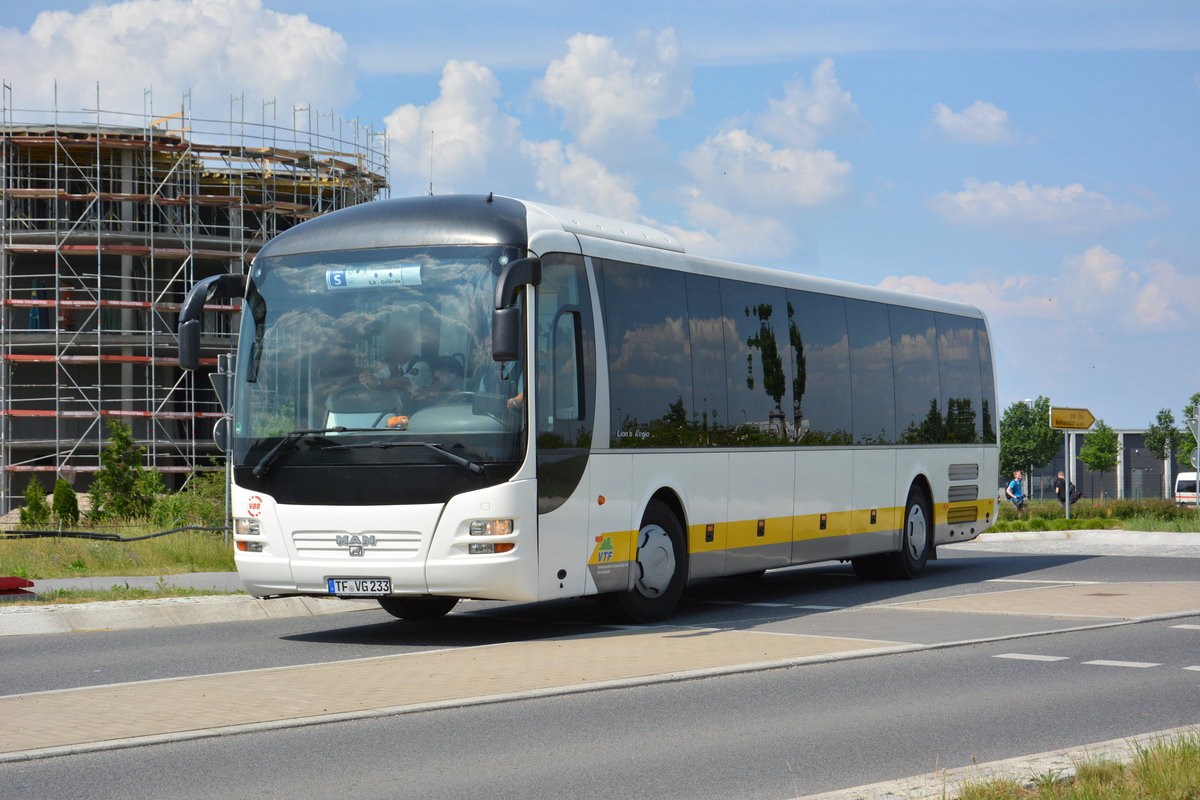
[846,299,895,444]
[720,279,792,445]
[977,319,997,444]
[600,261,691,447]
[935,313,982,443]
[890,306,941,444]
[535,254,595,449]
[787,290,852,444]
[686,274,730,445]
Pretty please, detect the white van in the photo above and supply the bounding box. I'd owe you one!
[1174,472,1197,505]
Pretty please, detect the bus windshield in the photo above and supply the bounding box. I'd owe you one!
[233,245,527,471]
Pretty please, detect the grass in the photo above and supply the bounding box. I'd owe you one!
[8,582,243,605]
[0,526,235,579]
[956,733,1200,799]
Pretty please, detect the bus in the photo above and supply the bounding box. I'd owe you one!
[178,194,999,622]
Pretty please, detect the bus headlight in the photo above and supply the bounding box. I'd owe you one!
[234,518,261,535]
[469,519,513,536]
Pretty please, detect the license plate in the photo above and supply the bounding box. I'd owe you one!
[327,578,391,596]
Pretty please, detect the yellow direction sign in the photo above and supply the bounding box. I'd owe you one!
[1050,406,1096,430]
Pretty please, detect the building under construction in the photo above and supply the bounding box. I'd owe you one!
[0,92,387,511]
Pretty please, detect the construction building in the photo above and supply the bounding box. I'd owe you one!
[0,90,387,512]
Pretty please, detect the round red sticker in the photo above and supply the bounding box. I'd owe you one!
[247,495,263,517]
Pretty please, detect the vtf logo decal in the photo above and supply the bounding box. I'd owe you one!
[596,535,614,562]
[336,534,377,557]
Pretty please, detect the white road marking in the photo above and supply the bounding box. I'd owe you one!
[993,653,1070,662]
[1083,659,1160,669]
[744,602,791,608]
[1184,666,1200,672]
[984,578,1101,584]
[796,604,845,610]
[1171,624,1200,630]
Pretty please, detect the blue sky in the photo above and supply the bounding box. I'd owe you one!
[2,0,1198,428]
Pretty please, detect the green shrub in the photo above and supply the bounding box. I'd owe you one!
[1027,516,1049,531]
[1083,517,1108,530]
[19,476,51,526]
[51,478,79,526]
[90,419,162,521]
[150,469,226,528]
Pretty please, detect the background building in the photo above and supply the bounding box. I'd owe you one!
[0,91,387,512]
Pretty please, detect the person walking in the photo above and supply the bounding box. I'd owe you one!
[1006,470,1025,514]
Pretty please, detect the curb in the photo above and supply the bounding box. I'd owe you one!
[0,594,377,636]
[974,530,1200,545]
[790,724,1200,799]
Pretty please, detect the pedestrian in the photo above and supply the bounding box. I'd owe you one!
[1005,470,1025,514]
[1052,470,1080,508]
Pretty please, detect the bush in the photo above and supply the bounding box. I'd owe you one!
[51,478,79,526]
[19,476,51,526]
[149,469,226,528]
[1027,516,1049,531]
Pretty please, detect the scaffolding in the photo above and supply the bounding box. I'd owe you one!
[0,87,388,511]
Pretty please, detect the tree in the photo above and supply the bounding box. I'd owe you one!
[90,418,161,520]
[998,396,1061,479]
[19,475,51,526]
[1078,419,1120,499]
[51,477,80,526]
[1145,408,1183,462]
[1179,392,1200,467]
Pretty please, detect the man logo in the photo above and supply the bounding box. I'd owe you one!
[336,534,377,556]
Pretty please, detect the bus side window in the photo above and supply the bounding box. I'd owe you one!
[553,310,583,420]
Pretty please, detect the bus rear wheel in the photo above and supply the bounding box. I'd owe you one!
[851,486,932,580]
[378,595,459,621]
[600,500,687,623]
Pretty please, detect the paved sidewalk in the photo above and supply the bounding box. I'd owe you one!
[2,580,1198,763]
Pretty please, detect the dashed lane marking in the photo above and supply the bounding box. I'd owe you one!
[1172,624,1200,630]
[1185,666,1200,672]
[797,604,845,610]
[993,653,1070,662]
[1082,659,1161,669]
[745,602,791,608]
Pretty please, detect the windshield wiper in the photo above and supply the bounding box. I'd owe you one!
[320,440,484,474]
[252,427,384,478]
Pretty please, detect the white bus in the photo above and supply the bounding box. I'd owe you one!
[178,195,999,622]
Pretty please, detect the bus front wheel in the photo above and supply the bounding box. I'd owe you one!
[378,595,459,621]
[600,500,687,623]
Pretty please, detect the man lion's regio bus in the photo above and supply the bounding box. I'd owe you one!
[178,195,999,622]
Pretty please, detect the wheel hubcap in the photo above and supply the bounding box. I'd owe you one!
[905,503,927,560]
[634,524,675,598]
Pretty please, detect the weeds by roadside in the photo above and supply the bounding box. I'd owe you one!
[993,498,1200,532]
[9,582,243,605]
[956,732,1200,799]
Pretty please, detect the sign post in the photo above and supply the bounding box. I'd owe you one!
[1189,418,1200,507]
[1050,406,1095,521]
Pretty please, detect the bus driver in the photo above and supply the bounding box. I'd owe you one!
[358,324,432,394]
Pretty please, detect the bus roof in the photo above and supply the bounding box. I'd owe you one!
[257,194,984,320]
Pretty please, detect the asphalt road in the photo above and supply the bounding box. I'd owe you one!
[1,548,1194,696]
[2,546,1198,800]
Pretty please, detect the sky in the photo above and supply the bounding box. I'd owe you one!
[1,0,1198,429]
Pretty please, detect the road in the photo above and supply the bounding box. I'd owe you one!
[2,546,1198,799]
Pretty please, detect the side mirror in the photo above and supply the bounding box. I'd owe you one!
[491,257,540,363]
[492,306,522,362]
[177,273,245,370]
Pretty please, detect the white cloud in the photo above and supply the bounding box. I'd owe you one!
[681,128,853,211]
[0,0,352,117]
[932,100,1016,145]
[882,245,1199,335]
[758,58,864,148]
[659,193,794,262]
[929,178,1151,236]
[535,29,691,156]
[523,140,640,220]
[385,60,523,195]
